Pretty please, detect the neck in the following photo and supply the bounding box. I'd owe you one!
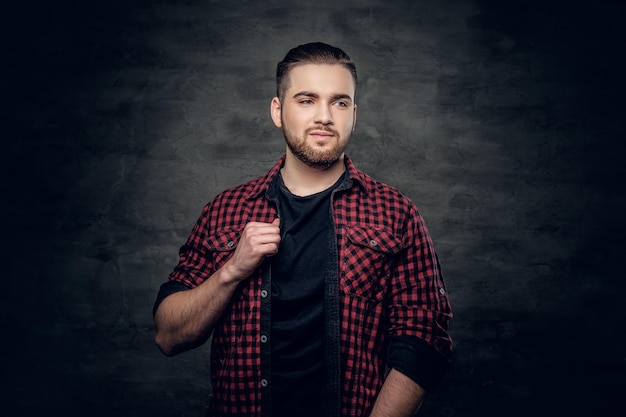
[281,152,346,197]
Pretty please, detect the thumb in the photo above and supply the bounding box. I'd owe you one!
[272,217,280,226]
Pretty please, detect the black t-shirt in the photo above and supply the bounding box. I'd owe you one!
[270,172,344,417]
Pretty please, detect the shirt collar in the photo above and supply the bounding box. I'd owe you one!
[246,154,367,200]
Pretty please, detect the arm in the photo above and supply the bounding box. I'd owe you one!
[372,204,452,415]
[369,368,425,417]
[154,218,280,356]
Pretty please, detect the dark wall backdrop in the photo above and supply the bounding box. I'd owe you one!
[3,0,624,416]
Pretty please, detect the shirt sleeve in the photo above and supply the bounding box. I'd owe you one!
[386,334,450,390]
[386,202,453,383]
[152,202,216,317]
[168,202,217,287]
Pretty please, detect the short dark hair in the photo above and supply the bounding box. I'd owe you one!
[276,42,358,100]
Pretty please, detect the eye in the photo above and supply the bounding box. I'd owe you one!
[333,100,349,107]
[299,99,314,105]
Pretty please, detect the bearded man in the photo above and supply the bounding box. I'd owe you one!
[154,42,452,417]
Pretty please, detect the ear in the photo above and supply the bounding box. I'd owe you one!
[352,103,357,132]
[270,97,282,128]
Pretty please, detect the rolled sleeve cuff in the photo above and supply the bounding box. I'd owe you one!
[152,280,192,317]
[385,335,450,391]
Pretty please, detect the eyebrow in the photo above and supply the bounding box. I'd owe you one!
[292,91,353,103]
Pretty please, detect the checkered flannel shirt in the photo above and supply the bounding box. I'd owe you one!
[166,155,452,416]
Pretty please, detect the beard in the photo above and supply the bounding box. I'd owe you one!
[282,123,351,170]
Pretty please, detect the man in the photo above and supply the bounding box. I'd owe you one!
[154,42,452,417]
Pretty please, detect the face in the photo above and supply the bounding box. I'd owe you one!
[271,64,357,170]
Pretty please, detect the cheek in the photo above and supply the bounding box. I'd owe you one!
[281,108,303,126]
[337,114,355,134]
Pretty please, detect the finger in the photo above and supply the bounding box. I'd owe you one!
[246,220,280,230]
[245,221,281,236]
[264,242,280,257]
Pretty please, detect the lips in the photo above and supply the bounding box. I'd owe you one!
[308,129,336,140]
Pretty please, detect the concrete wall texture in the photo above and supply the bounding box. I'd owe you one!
[3,0,624,416]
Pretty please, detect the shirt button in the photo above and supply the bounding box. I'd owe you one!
[260,379,268,387]
[370,240,378,247]
[261,289,268,298]
[439,287,445,295]
[260,334,268,343]
[227,241,235,248]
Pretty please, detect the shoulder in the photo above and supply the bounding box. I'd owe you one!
[355,169,418,213]
[202,175,266,216]
[345,156,416,212]
[213,176,262,201]
[209,155,285,206]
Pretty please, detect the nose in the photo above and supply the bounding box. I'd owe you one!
[314,103,333,125]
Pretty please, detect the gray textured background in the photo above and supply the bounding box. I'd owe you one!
[3,0,625,416]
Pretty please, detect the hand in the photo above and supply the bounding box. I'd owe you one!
[224,218,281,283]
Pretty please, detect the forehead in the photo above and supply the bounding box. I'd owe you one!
[286,64,355,97]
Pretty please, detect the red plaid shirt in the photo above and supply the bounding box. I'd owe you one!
[168,155,452,416]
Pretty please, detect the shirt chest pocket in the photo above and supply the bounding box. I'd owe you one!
[205,228,242,271]
[340,226,404,302]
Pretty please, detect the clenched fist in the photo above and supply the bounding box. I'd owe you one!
[223,218,281,284]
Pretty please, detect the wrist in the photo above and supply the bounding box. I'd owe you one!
[219,261,244,287]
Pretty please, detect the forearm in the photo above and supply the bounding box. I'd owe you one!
[154,263,240,356]
[369,368,426,417]
[155,218,281,356]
